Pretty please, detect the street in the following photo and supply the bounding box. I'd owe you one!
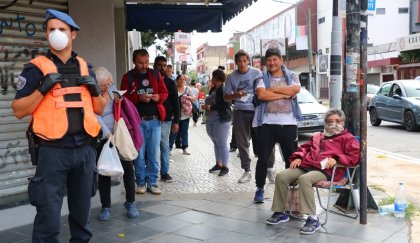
[367,120,420,159]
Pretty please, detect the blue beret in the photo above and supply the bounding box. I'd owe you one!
[45,9,80,31]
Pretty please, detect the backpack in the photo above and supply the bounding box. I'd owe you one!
[180,87,192,116]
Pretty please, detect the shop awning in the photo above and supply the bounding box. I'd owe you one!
[126,0,257,33]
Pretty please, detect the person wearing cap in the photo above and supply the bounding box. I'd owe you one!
[252,47,303,203]
[11,9,108,242]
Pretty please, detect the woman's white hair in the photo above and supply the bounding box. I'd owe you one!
[94,67,112,84]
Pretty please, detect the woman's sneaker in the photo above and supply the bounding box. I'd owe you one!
[97,207,111,221]
[209,165,222,173]
[300,216,321,234]
[182,149,190,155]
[266,212,289,225]
[218,166,229,176]
[124,202,139,218]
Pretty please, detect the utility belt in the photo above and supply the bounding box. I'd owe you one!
[36,137,97,147]
[26,127,101,166]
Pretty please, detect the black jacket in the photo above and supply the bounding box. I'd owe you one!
[209,86,232,123]
[163,76,180,123]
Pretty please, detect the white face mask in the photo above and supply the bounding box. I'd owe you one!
[48,29,69,51]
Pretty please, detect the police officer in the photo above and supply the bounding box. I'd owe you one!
[12,9,108,242]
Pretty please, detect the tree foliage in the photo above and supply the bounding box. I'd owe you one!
[400,50,420,64]
[141,31,174,58]
[187,69,198,81]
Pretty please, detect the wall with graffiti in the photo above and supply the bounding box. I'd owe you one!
[0,0,68,209]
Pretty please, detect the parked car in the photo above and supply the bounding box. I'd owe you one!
[369,80,420,131]
[296,88,328,133]
[367,84,379,110]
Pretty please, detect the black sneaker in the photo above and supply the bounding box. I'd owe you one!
[300,216,321,235]
[209,165,222,173]
[218,166,229,176]
[161,174,173,182]
[266,212,289,225]
[229,147,236,152]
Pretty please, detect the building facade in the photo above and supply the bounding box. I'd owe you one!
[196,43,227,84]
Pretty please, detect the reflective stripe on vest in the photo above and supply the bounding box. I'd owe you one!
[30,55,101,140]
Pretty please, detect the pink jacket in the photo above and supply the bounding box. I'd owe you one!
[113,98,143,151]
[289,130,360,182]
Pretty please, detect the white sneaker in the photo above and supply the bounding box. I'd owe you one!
[267,170,275,184]
[135,185,146,194]
[182,149,190,155]
[238,171,252,183]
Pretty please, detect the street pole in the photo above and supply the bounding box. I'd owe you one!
[359,0,368,225]
[343,0,360,136]
[307,8,314,96]
[329,0,343,109]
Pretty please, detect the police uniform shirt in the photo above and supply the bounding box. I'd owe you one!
[132,70,159,118]
[15,50,96,147]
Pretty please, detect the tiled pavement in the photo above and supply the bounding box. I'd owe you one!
[0,122,410,242]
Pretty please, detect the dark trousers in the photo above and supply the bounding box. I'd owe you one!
[255,124,298,188]
[170,118,190,150]
[97,140,136,208]
[29,145,96,243]
[230,126,237,149]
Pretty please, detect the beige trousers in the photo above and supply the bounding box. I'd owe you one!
[271,168,327,215]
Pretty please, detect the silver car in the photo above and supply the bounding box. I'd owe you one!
[369,80,420,131]
[297,88,327,133]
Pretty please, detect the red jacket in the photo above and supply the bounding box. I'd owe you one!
[289,130,360,182]
[120,69,168,121]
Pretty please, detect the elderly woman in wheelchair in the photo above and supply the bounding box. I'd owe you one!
[265,108,360,235]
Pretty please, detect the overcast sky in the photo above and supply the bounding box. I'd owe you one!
[149,0,298,66]
[191,0,296,50]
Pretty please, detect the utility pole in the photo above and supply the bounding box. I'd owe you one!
[329,0,343,109]
[359,0,368,225]
[307,8,314,96]
[343,0,360,136]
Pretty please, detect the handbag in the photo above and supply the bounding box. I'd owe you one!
[113,101,139,161]
[97,137,124,177]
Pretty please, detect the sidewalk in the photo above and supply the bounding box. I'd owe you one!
[0,123,412,242]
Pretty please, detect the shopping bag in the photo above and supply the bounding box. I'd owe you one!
[97,137,124,177]
[113,101,139,161]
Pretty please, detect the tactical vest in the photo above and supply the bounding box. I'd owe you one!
[30,55,101,140]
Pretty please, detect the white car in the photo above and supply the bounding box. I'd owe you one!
[297,88,328,133]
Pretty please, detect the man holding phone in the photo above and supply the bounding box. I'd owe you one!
[120,49,168,195]
[223,50,264,184]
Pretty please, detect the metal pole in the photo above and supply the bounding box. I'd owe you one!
[359,0,368,225]
[307,8,313,96]
[329,0,343,108]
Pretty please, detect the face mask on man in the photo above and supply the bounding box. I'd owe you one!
[324,122,344,137]
[48,29,69,51]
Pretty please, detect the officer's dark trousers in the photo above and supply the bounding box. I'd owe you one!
[255,124,298,189]
[29,145,96,243]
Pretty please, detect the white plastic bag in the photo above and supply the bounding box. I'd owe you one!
[97,136,124,177]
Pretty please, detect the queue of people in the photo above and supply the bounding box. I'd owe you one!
[11,9,360,242]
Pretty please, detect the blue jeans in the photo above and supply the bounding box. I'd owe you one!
[206,120,231,166]
[134,119,161,186]
[169,118,190,150]
[160,120,172,175]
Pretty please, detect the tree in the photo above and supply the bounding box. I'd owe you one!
[400,50,420,64]
[187,69,198,81]
[141,31,174,58]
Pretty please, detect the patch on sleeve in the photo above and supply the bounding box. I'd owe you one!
[16,75,27,90]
